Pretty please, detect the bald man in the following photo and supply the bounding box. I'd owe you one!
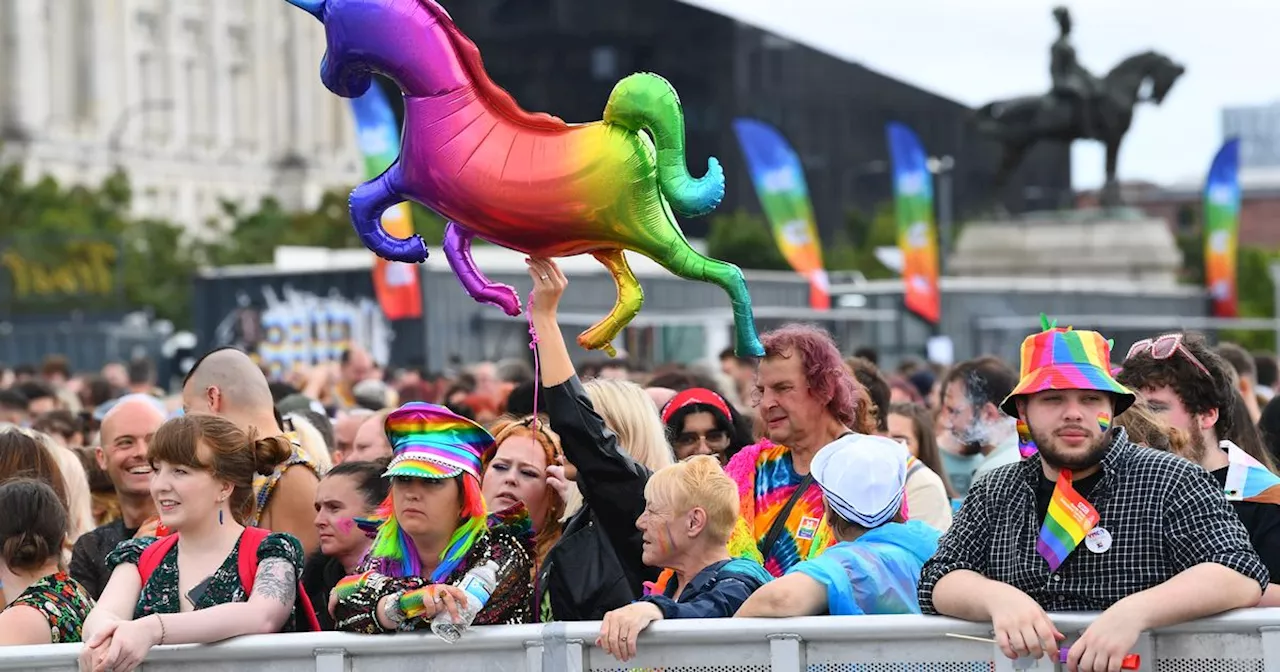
[70,395,167,599]
[332,408,374,464]
[346,409,393,463]
[182,347,321,553]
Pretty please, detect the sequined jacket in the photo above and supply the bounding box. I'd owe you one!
[333,530,533,633]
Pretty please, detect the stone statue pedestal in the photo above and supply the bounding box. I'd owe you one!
[946,208,1183,286]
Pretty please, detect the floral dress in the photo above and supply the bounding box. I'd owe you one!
[4,572,95,643]
[106,532,305,631]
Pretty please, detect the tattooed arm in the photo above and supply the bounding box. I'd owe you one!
[91,558,300,671]
[139,558,298,644]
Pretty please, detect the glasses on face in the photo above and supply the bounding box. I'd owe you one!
[1125,334,1212,379]
[672,429,731,450]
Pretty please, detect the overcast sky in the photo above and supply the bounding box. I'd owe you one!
[681,0,1279,190]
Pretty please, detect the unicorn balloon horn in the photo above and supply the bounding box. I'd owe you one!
[285,0,324,19]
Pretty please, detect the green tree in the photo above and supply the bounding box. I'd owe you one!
[201,193,449,267]
[704,210,789,271]
[0,166,201,324]
[825,204,898,278]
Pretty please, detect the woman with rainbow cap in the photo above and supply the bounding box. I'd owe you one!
[332,403,534,633]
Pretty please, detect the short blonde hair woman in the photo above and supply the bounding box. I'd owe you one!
[598,456,770,663]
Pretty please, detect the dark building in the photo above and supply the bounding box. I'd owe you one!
[382,0,1072,242]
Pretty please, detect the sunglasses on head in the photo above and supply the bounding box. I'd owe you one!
[1124,334,1211,378]
[514,414,563,459]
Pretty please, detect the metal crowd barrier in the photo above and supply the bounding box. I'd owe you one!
[4,609,1280,671]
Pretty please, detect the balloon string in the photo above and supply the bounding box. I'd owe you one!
[527,290,541,436]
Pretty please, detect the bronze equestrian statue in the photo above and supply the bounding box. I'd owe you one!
[974,7,1185,208]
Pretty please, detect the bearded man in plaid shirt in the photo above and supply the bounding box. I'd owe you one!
[919,322,1266,672]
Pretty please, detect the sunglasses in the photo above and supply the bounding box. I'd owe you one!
[1124,334,1211,378]
[672,429,731,450]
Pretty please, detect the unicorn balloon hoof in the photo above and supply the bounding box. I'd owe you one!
[287,0,765,358]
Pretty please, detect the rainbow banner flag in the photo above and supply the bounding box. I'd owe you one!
[732,118,830,310]
[885,123,941,325]
[1036,469,1099,572]
[349,85,422,320]
[1204,138,1240,319]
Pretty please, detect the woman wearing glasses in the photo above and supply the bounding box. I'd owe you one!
[660,388,749,464]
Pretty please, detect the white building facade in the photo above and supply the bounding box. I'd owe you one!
[0,0,362,231]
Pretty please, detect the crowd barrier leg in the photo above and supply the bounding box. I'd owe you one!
[1262,626,1280,671]
[541,622,588,672]
[314,647,348,672]
[767,633,805,672]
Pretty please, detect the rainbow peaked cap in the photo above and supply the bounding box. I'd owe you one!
[382,402,491,481]
[370,402,493,581]
[1000,318,1135,417]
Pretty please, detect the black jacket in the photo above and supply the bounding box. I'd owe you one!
[536,376,658,621]
[301,552,349,630]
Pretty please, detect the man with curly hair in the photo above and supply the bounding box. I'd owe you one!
[1118,331,1280,603]
[724,325,880,577]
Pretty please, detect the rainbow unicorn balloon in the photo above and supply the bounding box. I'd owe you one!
[285,0,764,358]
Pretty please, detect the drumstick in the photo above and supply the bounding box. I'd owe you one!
[943,633,1140,670]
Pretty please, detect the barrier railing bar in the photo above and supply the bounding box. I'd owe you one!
[5,610,1280,670]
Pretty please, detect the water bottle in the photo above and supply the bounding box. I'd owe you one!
[430,560,499,643]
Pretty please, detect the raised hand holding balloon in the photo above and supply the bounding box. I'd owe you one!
[286,0,763,358]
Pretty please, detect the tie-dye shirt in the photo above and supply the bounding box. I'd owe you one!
[724,440,835,577]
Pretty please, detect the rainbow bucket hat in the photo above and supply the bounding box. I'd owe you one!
[382,402,491,481]
[1000,315,1136,417]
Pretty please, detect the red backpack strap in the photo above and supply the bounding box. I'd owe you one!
[236,527,271,594]
[236,527,321,632]
[136,535,180,586]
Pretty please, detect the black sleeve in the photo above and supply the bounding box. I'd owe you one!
[544,375,655,583]
[544,375,652,532]
[69,533,106,601]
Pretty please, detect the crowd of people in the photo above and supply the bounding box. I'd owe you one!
[3,259,1280,672]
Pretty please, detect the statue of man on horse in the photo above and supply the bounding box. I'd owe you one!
[975,6,1186,208]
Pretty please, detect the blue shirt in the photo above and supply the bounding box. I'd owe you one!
[640,558,772,619]
[790,520,941,616]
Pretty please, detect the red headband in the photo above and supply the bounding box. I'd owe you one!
[661,388,733,424]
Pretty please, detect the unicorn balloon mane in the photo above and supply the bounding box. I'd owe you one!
[286,0,764,357]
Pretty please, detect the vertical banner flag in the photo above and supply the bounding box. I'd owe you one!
[349,86,422,320]
[732,119,830,310]
[885,122,941,325]
[1205,138,1241,318]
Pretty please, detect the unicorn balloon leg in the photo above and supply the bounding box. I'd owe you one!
[286,0,764,358]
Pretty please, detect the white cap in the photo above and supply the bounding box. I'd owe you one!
[810,433,908,528]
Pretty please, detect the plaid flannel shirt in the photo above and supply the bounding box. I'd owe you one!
[919,427,1268,613]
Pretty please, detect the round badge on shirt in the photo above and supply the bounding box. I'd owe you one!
[1085,527,1112,554]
